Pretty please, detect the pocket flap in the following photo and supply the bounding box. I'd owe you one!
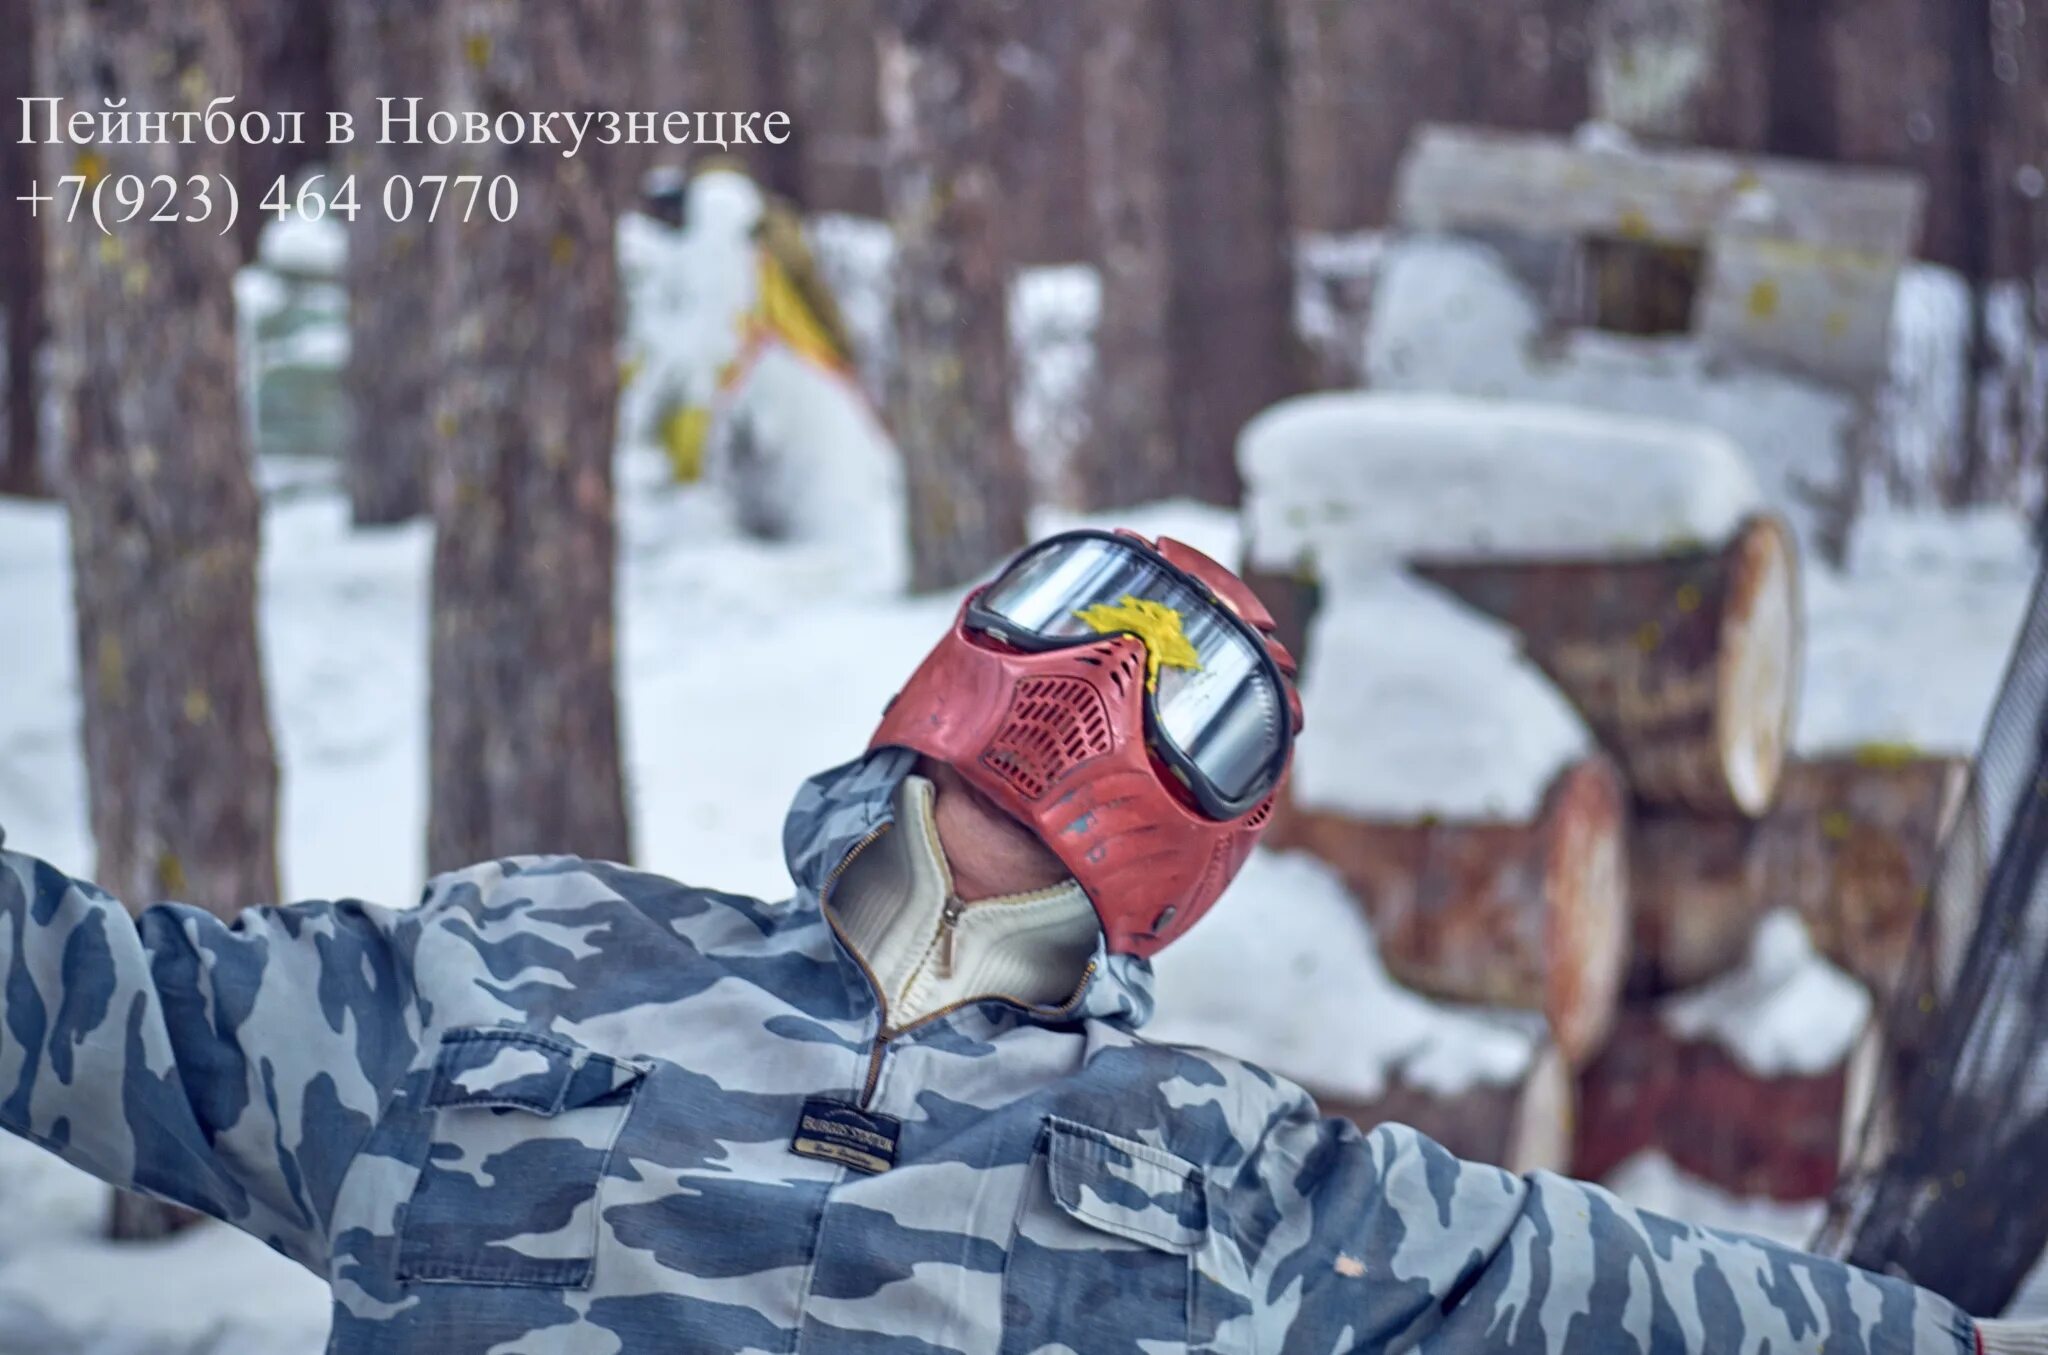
[1044,1117,1207,1253]
[425,1027,646,1115]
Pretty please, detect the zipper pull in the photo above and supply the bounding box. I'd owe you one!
[936,898,964,979]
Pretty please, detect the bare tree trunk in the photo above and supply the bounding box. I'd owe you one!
[428,0,631,871]
[229,0,335,263]
[0,0,48,498]
[336,0,444,525]
[35,0,280,1241]
[1160,0,1303,505]
[1001,2,1091,266]
[1285,0,1592,233]
[781,0,885,216]
[1074,0,1175,509]
[881,0,1029,592]
[684,0,806,202]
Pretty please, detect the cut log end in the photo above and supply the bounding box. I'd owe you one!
[1281,757,1630,1067]
[1416,513,1803,818]
[1715,513,1799,816]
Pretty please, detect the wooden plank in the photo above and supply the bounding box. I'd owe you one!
[1695,232,1905,386]
[1394,124,1926,258]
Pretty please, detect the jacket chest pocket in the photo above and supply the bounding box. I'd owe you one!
[396,1027,647,1289]
[1002,1117,1227,1355]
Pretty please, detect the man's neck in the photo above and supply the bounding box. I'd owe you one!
[827,775,1100,1028]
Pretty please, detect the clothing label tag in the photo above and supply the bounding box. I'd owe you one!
[791,1097,902,1174]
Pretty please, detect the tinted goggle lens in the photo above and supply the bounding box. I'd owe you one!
[973,536,1288,807]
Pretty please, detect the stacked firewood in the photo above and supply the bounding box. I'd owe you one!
[1240,394,1968,1199]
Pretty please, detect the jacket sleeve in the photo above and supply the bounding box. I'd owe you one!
[1261,1107,1978,1355]
[0,829,422,1271]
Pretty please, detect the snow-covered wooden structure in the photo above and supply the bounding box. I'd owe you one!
[1235,384,1965,1203]
[1395,125,1926,390]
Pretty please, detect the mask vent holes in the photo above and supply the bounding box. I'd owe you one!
[982,676,1113,799]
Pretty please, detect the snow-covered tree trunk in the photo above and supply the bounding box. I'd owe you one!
[1074,0,1175,509]
[427,1,631,871]
[881,0,1030,592]
[0,0,46,498]
[35,0,281,1241]
[337,0,443,526]
[1159,0,1304,505]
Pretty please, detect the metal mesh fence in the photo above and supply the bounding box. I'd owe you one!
[1818,554,2048,1314]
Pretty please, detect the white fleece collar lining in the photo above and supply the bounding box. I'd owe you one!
[827,775,1100,1028]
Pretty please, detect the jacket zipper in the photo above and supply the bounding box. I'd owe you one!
[854,960,1099,1109]
[818,819,1102,1113]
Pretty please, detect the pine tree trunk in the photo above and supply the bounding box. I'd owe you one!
[1160,0,1301,506]
[1074,0,1175,509]
[1284,0,1591,233]
[684,0,806,202]
[0,0,47,498]
[229,0,334,263]
[35,0,280,1241]
[336,0,443,526]
[881,0,1029,592]
[781,0,885,216]
[427,1,631,871]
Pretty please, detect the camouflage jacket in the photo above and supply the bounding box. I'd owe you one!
[0,748,1977,1354]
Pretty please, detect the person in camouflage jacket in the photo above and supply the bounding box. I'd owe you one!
[0,530,2021,1354]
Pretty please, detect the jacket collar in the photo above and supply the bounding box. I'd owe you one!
[782,747,1154,1028]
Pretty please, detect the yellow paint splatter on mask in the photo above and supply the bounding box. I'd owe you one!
[1074,595,1202,692]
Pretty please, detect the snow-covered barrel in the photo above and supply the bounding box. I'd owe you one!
[1268,569,1630,1067]
[1239,392,1800,817]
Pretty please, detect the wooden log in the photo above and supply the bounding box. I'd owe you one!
[1318,1041,1574,1174]
[1574,1001,1870,1202]
[1631,754,1969,995]
[1276,758,1630,1067]
[1414,514,1800,818]
[1394,125,1924,259]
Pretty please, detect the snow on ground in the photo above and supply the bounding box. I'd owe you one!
[1293,568,1593,822]
[1661,911,1872,1077]
[0,1129,329,1355]
[1239,390,1767,575]
[1798,506,2039,756]
[1149,849,1544,1100]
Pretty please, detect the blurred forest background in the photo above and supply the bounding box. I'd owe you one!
[2,0,2048,1327]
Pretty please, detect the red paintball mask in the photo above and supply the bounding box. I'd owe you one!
[871,529,1303,957]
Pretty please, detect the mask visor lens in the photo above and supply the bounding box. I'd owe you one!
[975,536,1287,804]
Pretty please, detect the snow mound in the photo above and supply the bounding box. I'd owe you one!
[1149,848,1543,1100]
[1293,569,1592,822]
[1797,509,2037,756]
[1240,390,1766,577]
[1661,910,1870,1077]
[709,346,906,570]
[1362,233,1855,554]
